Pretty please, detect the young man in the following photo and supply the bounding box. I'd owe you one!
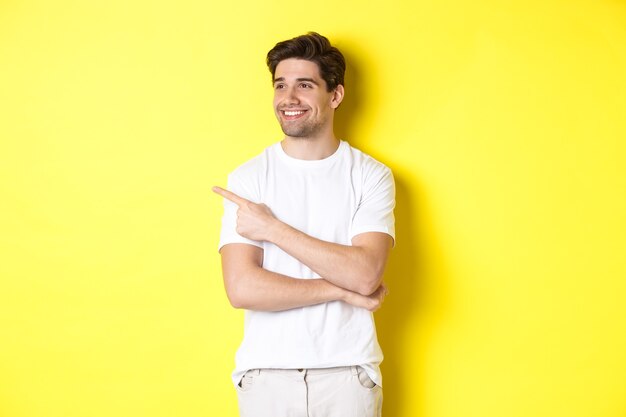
[214,32,395,417]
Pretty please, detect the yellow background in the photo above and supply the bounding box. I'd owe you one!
[1,0,625,416]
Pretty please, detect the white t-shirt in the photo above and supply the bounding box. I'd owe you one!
[218,140,395,387]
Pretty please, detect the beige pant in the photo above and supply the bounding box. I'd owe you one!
[236,366,383,417]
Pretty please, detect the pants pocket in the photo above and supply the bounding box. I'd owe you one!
[356,366,377,389]
[236,369,259,393]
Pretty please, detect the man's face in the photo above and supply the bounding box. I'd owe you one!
[273,58,343,140]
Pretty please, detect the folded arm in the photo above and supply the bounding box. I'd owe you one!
[220,243,387,312]
[269,224,392,296]
[214,186,392,296]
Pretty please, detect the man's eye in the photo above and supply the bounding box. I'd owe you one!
[300,84,312,89]
[275,84,285,89]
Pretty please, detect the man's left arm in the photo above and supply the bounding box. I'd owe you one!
[269,224,392,296]
[213,186,393,296]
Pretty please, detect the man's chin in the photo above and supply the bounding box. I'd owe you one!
[280,123,320,139]
[283,133,311,139]
[281,127,310,138]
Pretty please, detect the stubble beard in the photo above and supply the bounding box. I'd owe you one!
[279,117,326,139]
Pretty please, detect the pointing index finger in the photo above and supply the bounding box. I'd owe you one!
[212,186,249,206]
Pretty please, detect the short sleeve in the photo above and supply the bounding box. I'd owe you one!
[350,166,396,244]
[218,172,264,252]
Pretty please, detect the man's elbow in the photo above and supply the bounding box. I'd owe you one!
[351,246,390,295]
[223,274,250,309]
[355,270,385,296]
[226,289,246,309]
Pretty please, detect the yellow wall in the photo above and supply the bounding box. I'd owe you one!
[1,1,625,416]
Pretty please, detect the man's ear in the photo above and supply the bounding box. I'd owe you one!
[330,84,345,109]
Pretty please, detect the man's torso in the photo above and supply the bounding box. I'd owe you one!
[219,140,395,387]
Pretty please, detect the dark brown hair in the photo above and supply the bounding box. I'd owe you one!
[266,32,345,92]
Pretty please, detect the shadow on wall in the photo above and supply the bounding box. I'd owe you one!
[334,48,364,143]
[335,46,437,417]
[377,178,421,417]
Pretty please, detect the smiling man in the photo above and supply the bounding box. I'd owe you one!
[214,32,395,417]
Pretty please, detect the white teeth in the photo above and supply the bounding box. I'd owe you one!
[284,110,304,116]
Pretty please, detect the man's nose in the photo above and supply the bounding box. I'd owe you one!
[285,87,300,104]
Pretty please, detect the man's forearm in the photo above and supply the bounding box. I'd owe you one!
[228,266,343,311]
[267,222,391,296]
[220,244,384,312]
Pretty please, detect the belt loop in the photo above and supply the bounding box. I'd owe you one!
[351,366,359,376]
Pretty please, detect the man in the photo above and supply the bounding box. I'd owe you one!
[214,32,395,417]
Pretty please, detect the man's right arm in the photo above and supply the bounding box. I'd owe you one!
[220,243,387,312]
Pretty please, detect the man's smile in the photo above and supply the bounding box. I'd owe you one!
[280,109,308,120]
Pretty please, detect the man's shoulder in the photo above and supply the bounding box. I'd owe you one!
[343,142,392,177]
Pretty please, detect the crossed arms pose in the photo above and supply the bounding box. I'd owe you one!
[213,186,392,313]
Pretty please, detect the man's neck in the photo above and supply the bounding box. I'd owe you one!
[281,135,340,161]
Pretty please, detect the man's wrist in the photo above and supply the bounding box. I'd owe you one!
[335,285,350,304]
[266,218,290,244]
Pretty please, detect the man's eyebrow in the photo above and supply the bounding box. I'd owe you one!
[296,78,319,85]
[273,77,319,85]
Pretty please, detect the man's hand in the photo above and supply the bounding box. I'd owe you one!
[213,186,280,242]
[343,283,389,312]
